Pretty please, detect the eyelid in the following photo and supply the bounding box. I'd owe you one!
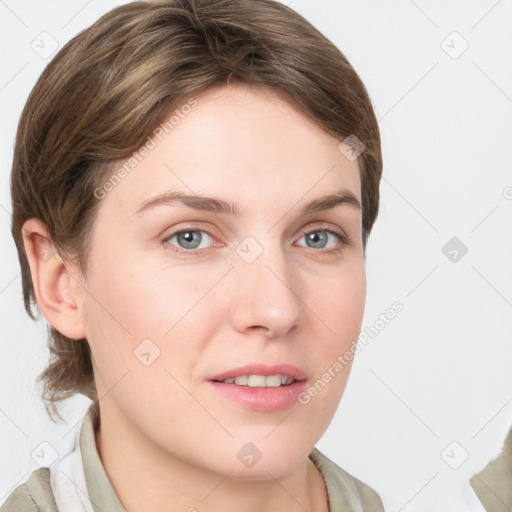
[162,225,218,255]
[162,221,351,255]
[297,222,351,247]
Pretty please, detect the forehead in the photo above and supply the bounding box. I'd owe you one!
[100,84,361,218]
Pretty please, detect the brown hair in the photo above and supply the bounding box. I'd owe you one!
[10,0,382,422]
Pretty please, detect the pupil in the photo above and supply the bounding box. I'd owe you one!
[308,232,326,248]
[179,231,200,248]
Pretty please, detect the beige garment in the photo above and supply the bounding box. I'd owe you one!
[470,428,512,512]
[1,400,384,512]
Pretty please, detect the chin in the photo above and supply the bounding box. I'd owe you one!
[217,435,313,480]
[226,457,307,481]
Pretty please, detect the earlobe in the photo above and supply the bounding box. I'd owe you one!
[22,218,86,340]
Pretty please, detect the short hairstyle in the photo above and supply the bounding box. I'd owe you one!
[10,0,382,422]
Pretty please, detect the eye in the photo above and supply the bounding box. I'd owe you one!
[296,227,349,254]
[163,228,215,255]
[162,225,350,257]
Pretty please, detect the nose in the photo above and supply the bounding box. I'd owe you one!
[230,237,302,339]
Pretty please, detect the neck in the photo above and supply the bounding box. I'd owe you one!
[94,409,329,512]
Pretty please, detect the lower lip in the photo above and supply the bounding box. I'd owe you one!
[207,380,308,412]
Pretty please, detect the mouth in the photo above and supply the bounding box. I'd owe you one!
[212,374,298,387]
[206,364,308,412]
[207,363,307,386]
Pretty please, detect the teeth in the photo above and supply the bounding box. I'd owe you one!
[247,375,266,387]
[263,375,281,387]
[222,374,294,387]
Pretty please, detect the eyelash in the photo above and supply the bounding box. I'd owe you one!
[162,224,351,257]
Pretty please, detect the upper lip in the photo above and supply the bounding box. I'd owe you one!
[207,364,307,382]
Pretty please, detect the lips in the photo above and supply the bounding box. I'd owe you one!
[206,363,309,412]
[206,363,308,383]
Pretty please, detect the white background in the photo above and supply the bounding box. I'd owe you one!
[1,1,511,510]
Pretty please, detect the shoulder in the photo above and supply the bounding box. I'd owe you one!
[310,447,384,511]
[470,427,512,510]
[1,468,57,512]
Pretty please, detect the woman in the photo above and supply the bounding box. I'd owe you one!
[3,0,384,510]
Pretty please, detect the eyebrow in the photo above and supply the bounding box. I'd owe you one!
[132,188,361,218]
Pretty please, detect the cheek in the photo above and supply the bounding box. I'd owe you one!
[306,261,366,390]
[80,254,223,384]
[84,253,203,335]
[313,261,366,343]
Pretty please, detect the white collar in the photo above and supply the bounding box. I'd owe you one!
[50,412,94,512]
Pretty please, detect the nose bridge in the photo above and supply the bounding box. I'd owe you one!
[231,231,302,336]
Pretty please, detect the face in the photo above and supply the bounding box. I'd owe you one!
[78,83,366,479]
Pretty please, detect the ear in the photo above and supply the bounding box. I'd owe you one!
[21,218,86,340]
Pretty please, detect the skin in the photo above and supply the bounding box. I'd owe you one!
[22,83,366,512]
